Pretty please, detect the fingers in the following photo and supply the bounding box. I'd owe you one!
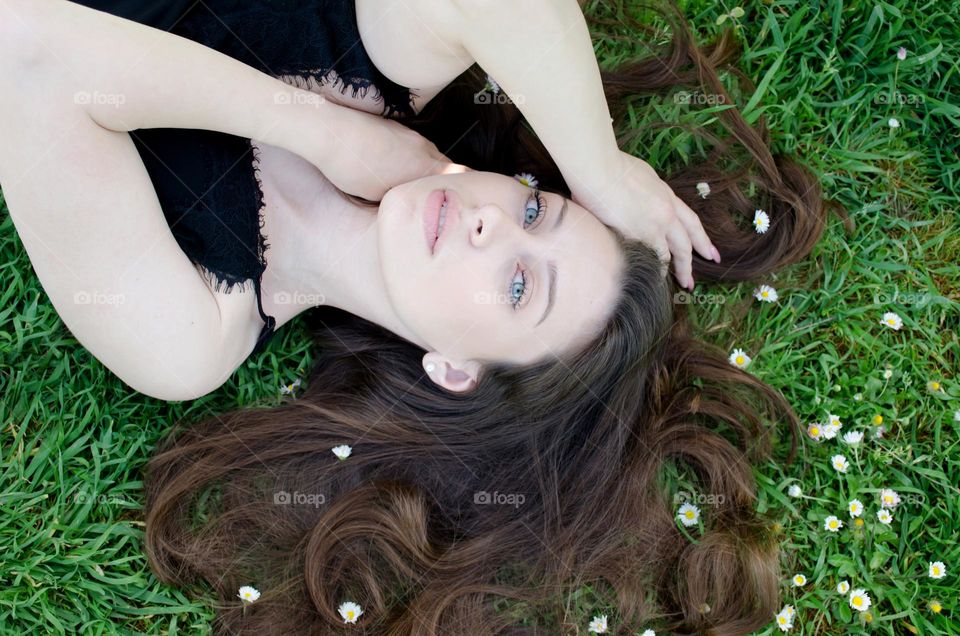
[674,195,720,263]
[666,223,694,290]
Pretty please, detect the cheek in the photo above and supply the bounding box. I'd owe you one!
[397,269,493,337]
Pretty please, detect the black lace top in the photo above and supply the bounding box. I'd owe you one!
[70,0,415,354]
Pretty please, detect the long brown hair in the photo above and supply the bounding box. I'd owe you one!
[143,1,850,633]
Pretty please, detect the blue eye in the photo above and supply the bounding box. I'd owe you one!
[508,266,527,310]
[509,191,545,310]
[523,190,546,229]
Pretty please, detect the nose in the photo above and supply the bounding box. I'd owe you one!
[468,202,524,249]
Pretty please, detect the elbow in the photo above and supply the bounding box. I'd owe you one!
[122,372,225,402]
[109,352,234,402]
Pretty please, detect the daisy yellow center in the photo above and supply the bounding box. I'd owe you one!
[830,520,838,528]
[931,382,941,390]
[855,518,864,526]
[347,611,355,619]
[810,426,820,435]
[735,356,744,364]
[887,318,896,325]
[853,597,862,607]
[931,602,942,612]
[873,415,883,425]
[933,566,941,575]
[685,511,695,518]
[761,291,769,297]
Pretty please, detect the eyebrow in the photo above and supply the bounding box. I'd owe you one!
[534,196,566,327]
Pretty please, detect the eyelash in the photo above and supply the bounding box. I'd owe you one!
[508,190,547,310]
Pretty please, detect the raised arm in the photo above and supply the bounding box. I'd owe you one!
[443,0,721,288]
[0,0,453,400]
[5,0,452,201]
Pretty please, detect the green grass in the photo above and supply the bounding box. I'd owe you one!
[1,0,958,633]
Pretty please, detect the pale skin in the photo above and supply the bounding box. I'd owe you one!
[0,0,708,401]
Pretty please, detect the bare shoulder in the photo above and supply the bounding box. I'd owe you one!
[354,0,474,106]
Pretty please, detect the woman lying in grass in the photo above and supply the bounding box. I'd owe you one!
[0,0,715,401]
[0,0,847,633]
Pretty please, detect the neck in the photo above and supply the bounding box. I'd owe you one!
[260,187,426,349]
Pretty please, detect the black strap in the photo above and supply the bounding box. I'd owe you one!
[251,276,277,355]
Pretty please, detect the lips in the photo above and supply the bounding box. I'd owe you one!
[423,189,445,254]
[422,189,458,255]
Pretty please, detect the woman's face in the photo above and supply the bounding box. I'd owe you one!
[377,171,624,368]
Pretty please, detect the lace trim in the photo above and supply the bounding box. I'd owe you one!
[280,69,418,118]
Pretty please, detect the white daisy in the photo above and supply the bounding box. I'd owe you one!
[837,580,850,594]
[587,614,608,633]
[238,585,261,603]
[853,392,863,401]
[807,422,825,441]
[873,425,886,439]
[881,311,903,329]
[640,630,655,636]
[897,47,907,60]
[877,509,893,524]
[880,488,901,509]
[954,410,960,422]
[729,348,751,368]
[824,515,843,532]
[280,378,301,395]
[848,499,864,517]
[485,74,501,94]
[332,444,353,460]
[753,209,770,233]
[822,423,841,440]
[831,454,849,473]
[514,172,537,188]
[775,605,794,632]
[696,181,711,198]
[792,573,807,586]
[928,561,947,579]
[848,589,872,612]
[677,502,701,526]
[843,430,864,445]
[883,368,894,379]
[338,601,364,624]
[888,117,901,128]
[827,413,842,427]
[788,484,802,498]
[754,284,779,302]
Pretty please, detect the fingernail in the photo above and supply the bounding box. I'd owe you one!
[711,246,722,263]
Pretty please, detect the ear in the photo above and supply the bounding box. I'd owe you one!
[422,351,481,393]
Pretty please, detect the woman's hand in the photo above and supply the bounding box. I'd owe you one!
[571,151,721,290]
[306,105,462,201]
